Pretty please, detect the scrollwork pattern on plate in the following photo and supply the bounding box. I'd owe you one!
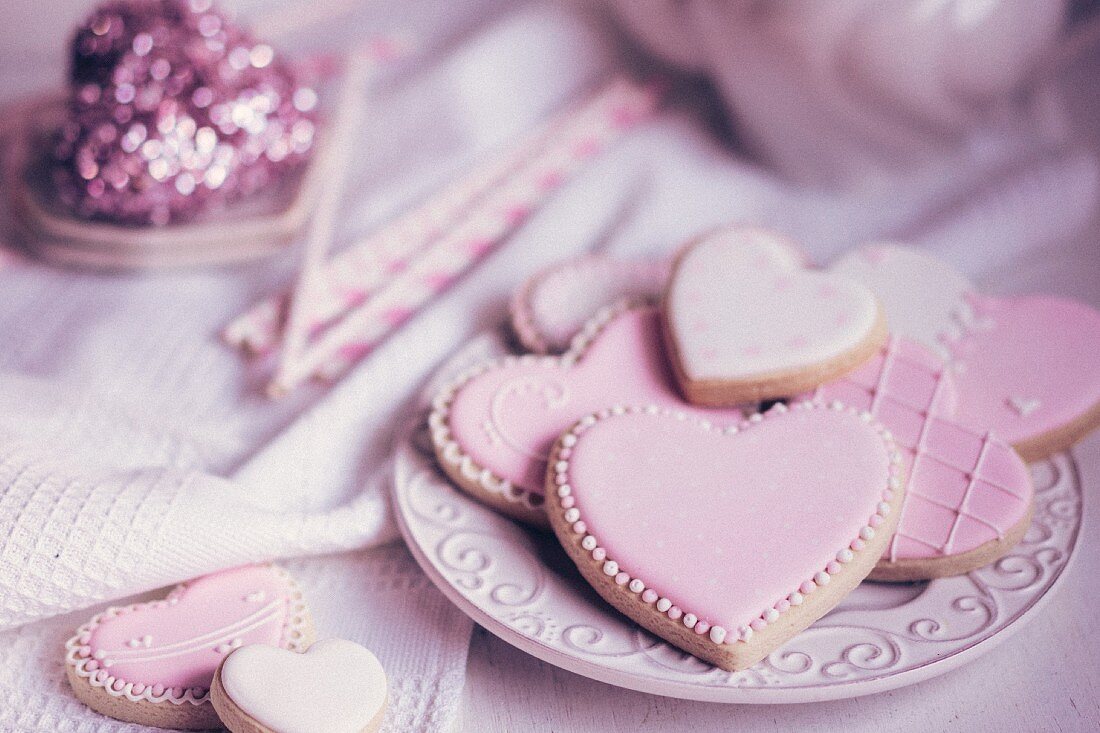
[405,461,465,527]
[905,594,996,642]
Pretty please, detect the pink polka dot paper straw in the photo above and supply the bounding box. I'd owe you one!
[274,48,382,396]
[266,77,660,395]
[223,77,652,357]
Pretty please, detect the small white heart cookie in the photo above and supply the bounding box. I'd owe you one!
[663,228,886,405]
[211,639,387,733]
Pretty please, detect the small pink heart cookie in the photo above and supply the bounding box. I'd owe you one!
[814,337,1034,580]
[431,304,746,526]
[510,255,670,353]
[64,564,312,730]
[664,228,886,405]
[509,225,807,354]
[211,639,387,733]
[831,243,1100,461]
[545,402,904,671]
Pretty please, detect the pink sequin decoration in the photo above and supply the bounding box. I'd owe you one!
[52,0,317,225]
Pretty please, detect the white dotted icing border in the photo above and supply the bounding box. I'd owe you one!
[63,565,310,706]
[550,400,904,647]
[430,298,646,510]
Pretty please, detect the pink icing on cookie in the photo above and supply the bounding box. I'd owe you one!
[830,244,1100,455]
[666,232,879,381]
[814,337,1033,561]
[66,565,308,704]
[558,404,895,637]
[947,295,1100,447]
[438,306,746,501]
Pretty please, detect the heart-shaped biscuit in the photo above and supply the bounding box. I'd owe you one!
[664,231,886,405]
[64,565,312,730]
[545,402,904,671]
[510,226,806,354]
[211,639,387,733]
[814,337,1034,580]
[431,304,746,526]
[510,255,670,353]
[831,244,1100,460]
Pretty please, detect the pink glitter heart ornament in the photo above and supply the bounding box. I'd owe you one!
[51,0,318,226]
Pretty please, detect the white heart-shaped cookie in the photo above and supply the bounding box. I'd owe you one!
[510,225,807,353]
[212,639,386,733]
[664,229,886,404]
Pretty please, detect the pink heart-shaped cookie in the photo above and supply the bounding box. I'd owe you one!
[431,304,746,525]
[814,337,1034,580]
[212,639,387,733]
[510,255,670,353]
[946,295,1100,461]
[831,244,1100,461]
[664,230,886,405]
[546,402,904,671]
[65,564,312,730]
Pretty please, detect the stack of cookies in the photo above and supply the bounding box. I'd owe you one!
[430,226,1100,671]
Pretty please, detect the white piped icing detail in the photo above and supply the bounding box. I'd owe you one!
[428,300,643,512]
[551,401,903,646]
[213,637,244,655]
[1007,396,1040,417]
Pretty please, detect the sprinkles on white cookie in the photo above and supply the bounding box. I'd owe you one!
[549,400,903,647]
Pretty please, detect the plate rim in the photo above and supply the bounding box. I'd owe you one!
[394,442,1082,703]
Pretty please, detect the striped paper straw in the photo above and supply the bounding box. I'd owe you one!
[267,78,659,395]
[224,77,648,355]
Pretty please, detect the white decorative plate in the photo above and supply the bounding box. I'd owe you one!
[393,332,1083,703]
